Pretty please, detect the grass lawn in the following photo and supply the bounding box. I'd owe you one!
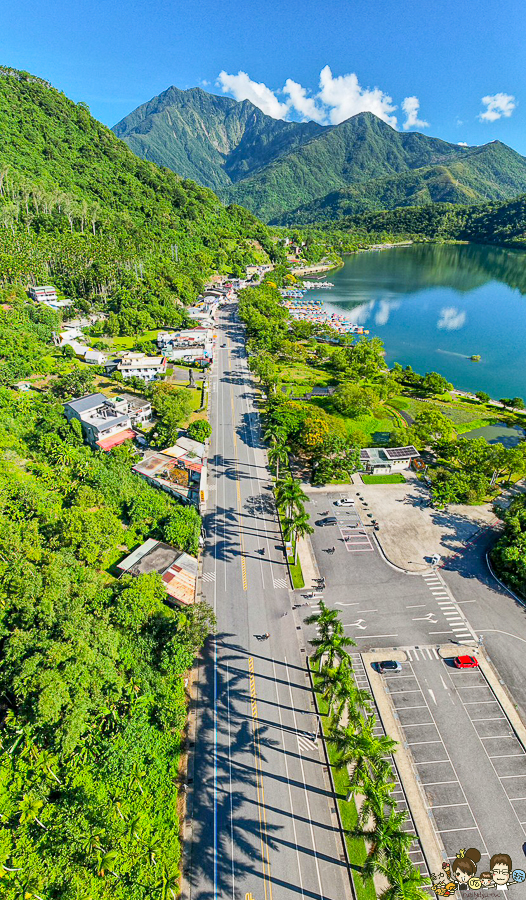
[104,330,161,350]
[311,662,376,900]
[288,553,305,589]
[361,473,405,484]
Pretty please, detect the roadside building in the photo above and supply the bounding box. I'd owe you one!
[360,445,420,475]
[63,392,151,450]
[106,352,167,382]
[13,381,32,392]
[116,538,197,606]
[157,327,214,364]
[132,434,207,512]
[83,348,107,365]
[27,285,57,303]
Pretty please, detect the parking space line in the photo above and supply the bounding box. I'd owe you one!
[488,754,525,758]
[402,722,435,728]
[437,826,479,833]
[423,780,458,786]
[407,740,443,745]
[462,700,499,705]
[430,802,469,809]
[498,774,526,779]
[388,689,424,694]
[414,759,450,764]
[471,716,506,721]
[392,704,428,709]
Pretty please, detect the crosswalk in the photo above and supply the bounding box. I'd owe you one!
[422,571,476,641]
[404,646,440,662]
[273,576,288,589]
[202,571,216,583]
[297,733,319,754]
[337,509,374,552]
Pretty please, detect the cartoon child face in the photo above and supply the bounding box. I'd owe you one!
[492,864,510,886]
[454,869,470,884]
[480,874,493,888]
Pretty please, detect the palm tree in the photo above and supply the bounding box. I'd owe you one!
[351,807,415,880]
[292,511,314,564]
[275,475,308,519]
[310,628,355,669]
[329,715,397,788]
[378,858,430,900]
[304,598,340,637]
[356,767,397,826]
[268,439,290,480]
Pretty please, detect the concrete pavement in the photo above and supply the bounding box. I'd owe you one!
[186,305,351,900]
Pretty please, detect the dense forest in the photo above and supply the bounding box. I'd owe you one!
[324,194,526,250]
[0,67,240,898]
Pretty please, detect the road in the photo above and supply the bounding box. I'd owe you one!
[188,304,350,900]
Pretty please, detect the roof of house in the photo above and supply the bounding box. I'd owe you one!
[65,392,108,414]
[119,353,166,368]
[116,539,197,605]
[360,445,420,465]
[96,428,136,450]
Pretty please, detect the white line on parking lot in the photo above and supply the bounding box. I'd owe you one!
[423,780,458,786]
[353,633,399,638]
[407,739,443,745]
[407,604,427,609]
[462,700,498,705]
[430,802,469,809]
[437,826,479,833]
[488,754,525,758]
[417,759,450,764]
[471,716,506,721]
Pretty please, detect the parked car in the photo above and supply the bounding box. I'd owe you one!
[334,498,355,507]
[453,655,479,669]
[316,516,338,527]
[378,660,402,674]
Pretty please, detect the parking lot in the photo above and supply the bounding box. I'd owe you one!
[380,653,526,869]
[305,490,475,650]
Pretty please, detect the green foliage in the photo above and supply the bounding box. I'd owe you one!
[162,506,202,556]
[492,495,526,593]
[151,383,194,446]
[362,473,405,484]
[187,419,211,442]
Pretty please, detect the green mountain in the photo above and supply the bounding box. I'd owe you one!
[113,87,526,223]
[332,194,526,251]
[0,68,278,312]
[113,85,322,193]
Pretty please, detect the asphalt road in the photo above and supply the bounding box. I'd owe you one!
[380,656,526,870]
[188,305,350,900]
[306,491,478,651]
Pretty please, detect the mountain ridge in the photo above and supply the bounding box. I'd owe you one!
[113,86,526,223]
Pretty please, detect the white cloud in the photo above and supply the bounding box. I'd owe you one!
[401,96,429,130]
[437,307,466,331]
[479,92,516,122]
[282,78,325,123]
[457,141,468,146]
[318,65,398,126]
[217,70,289,119]
[216,66,427,130]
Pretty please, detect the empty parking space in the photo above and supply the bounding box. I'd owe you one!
[379,651,526,866]
[351,653,428,874]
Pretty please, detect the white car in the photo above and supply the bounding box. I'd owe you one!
[334,498,355,507]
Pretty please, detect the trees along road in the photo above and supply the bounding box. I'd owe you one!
[188,302,350,900]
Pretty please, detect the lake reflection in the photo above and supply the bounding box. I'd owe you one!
[313,243,526,400]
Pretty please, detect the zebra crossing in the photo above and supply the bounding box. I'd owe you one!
[297,733,319,754]
[273,576,288,590]
[202,571,216,583]
[422,571,476,642]
[404,646,440,662]
[350,652,429,876]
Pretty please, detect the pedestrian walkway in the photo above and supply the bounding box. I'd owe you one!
[422,571,477,642]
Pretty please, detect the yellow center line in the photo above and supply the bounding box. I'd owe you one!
[227,337,247,591]
[249,658,273,900]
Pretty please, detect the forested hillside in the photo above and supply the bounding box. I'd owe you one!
[327,194,526,249]
[0,67,279,312]
[0,66,273,898]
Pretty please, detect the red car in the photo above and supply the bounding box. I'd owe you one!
[453,655,479,669]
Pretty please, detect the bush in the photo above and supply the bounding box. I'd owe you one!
[188,419,212,442]
[162,505,201,556]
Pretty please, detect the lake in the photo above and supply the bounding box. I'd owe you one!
[313,243,526,400]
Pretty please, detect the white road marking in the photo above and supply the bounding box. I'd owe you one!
[440,676,449,690]
[407,604,427,609]
[428,689,437,705]
[354,633,398,638]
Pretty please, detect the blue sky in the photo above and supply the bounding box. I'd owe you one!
[2,0,526,152]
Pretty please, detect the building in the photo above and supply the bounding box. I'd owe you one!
[360,445,420,475]
[42,297,73,312]
[116,538,197,606]
[27,285,57,303]
[64,392,151,450]
[107,352,167,382]
[83,349,107,366]
[157,327,214,364]
[13,381,32,392]
[132,434,207,512]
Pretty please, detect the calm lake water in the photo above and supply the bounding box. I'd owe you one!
[314,243,526,400]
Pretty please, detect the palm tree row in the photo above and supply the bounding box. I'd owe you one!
[306,601,429,900]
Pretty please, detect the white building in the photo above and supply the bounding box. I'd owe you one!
[28,285,57,303]
[117,352,167,382]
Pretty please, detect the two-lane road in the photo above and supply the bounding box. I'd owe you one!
[188,304,350,900]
